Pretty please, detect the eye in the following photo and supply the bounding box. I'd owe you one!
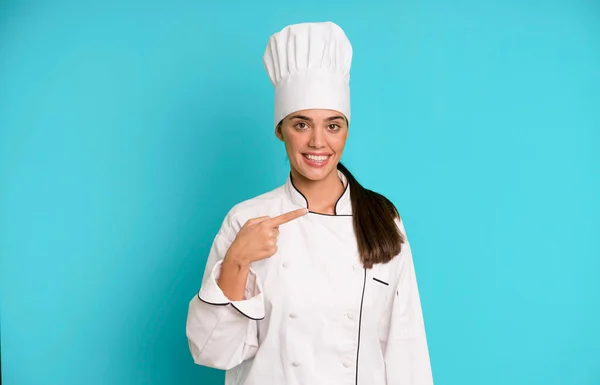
[327,123,341,131]
[294,122,308,130]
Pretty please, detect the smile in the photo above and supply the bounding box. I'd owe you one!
[302,154,332,168]
[304,154,330,162]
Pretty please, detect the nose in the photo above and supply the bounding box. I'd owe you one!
[308,127,326,149]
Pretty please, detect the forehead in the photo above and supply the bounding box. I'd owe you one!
[285,109,346,121]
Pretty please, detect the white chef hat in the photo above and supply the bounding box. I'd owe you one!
[263,21,353,127]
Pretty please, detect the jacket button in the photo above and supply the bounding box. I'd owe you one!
[282,262,289,268]
[292,361,301,367]
[289,313,297,319]
[343,361,352,368]
[345,312,354,320]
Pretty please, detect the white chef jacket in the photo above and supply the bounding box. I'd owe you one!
[186,171,433,385]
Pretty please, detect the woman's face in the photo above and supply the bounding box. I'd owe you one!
[276,109,348,182]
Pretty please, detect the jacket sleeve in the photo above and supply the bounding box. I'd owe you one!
[186,216,266,370]
[383,219,434,384]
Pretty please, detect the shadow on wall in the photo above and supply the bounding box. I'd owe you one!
[124,83,277,384]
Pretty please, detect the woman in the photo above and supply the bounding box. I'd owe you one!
[186,21,434,385]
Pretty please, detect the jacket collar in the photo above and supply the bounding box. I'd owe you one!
[285,169,352,216]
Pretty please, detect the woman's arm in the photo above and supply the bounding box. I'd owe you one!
[186,216,265,370]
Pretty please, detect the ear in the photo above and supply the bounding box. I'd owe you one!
[275,123,284,142]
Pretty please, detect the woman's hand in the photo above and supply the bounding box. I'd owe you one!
[225,208,308,266]
[217,208,308,301]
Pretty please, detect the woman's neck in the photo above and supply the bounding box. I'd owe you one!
[291,168,345,215]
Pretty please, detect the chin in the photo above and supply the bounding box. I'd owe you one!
[300,171,327,181]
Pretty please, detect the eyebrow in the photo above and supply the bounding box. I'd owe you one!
[288,115,346,123]
[288,115,313,122]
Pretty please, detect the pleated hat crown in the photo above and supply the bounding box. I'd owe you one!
[263,22,353,127]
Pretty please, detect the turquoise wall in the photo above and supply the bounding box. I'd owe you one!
[1,1,598,384]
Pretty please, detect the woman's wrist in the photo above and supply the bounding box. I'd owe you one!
[223,246,250,270]
[218,247,252,301]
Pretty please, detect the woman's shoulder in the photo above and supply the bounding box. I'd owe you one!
[217,183,291,234]
[230,184,287,215]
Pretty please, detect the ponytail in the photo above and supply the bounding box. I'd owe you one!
[337,162,405,269]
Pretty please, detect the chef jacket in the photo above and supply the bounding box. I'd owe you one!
[186,171,434,385]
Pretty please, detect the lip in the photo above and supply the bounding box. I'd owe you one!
[301,153,332,168]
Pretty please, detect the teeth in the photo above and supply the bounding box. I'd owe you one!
[305,154,329,162]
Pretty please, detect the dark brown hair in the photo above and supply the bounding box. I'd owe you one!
[337,162,405,269]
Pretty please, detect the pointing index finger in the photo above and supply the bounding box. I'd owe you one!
[269,208,309,227]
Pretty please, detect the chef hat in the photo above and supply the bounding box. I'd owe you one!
[263,21,353,127]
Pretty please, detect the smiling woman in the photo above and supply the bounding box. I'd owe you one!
[275,110,349,213]
[186,21,434,385]
[277,111,347,176]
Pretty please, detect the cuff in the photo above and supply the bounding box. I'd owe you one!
[197,260,266,320]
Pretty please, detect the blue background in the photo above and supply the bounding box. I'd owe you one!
[1,1,598,384]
